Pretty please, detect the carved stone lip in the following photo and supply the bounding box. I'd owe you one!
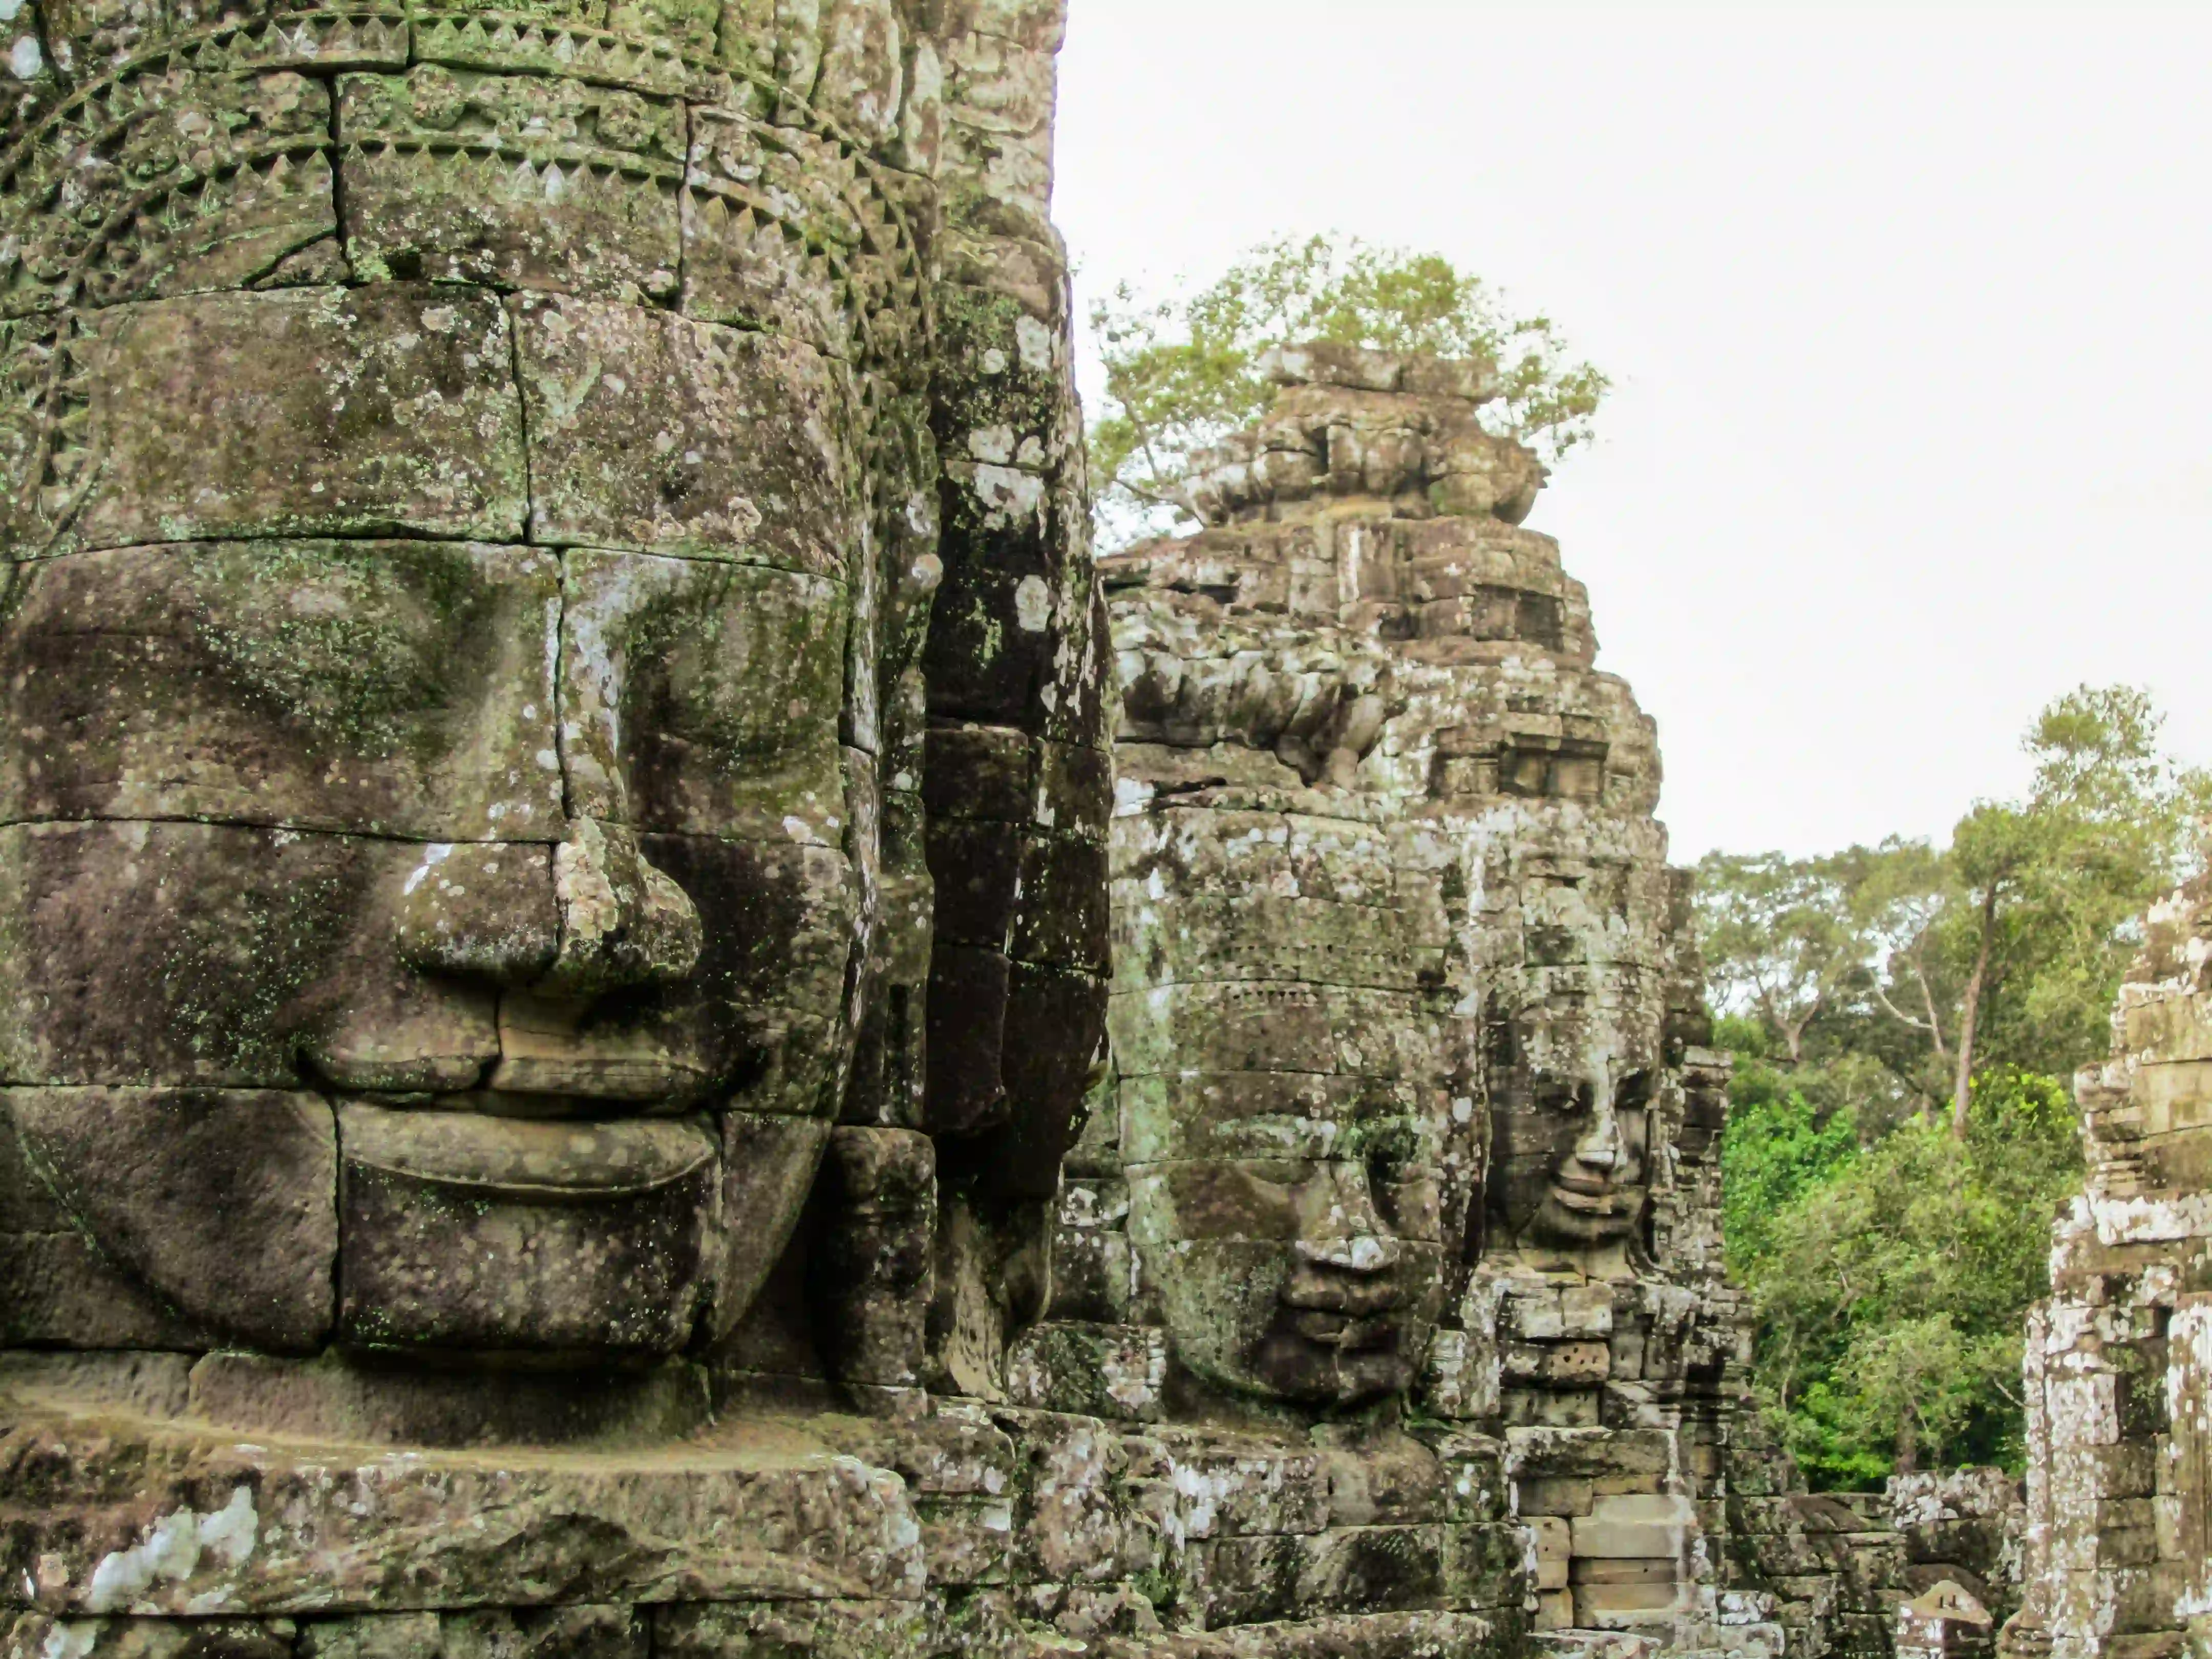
[338,1101,716,1200]
[1549,1174,1632,1210]
[1287,1308,1401,1350]
[422,1084,706,1118]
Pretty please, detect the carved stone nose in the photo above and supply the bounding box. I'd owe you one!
[538,817,703,998]
[395,819,701,999]
[1296,1231,1403,1273]
[1573,1125,1620,1172]
[396,842,559,986]
[1570,1068,1623,1171]
[1292,1162,1404,1273]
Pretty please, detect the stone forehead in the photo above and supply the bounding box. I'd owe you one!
[0,540,857,846]
[1118,1071,1443,1164]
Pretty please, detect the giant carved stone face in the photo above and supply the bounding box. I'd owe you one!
[1486,867,1667,1255]
[0,25,940,1368]
[1123,1064,1449,1407]
[1108,798,1463,1410]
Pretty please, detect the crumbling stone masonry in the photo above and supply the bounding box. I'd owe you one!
[1081,342,1776,1659]
[2000,882,2212,1659]
[1720,1442,2024,1659]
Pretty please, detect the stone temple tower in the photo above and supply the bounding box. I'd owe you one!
[1073,342,1769,1657]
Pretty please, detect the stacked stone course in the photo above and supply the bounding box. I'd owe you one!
[2000,882,2212,1659]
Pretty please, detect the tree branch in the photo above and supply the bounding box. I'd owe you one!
[1912,956,1950,1062]
[1120,399,1199,519]
[1865,976,1933,1034]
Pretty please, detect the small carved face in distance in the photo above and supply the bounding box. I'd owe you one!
[1124,1068,1448,1406]
[1488,973,1663,1252]
[0,288,899,1362]
[1525,1060,1655,1245]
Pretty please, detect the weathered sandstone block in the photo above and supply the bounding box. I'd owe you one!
[2000,883,2212,1659]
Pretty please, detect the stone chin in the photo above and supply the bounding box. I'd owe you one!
[1248,1318,1414,1407]
[1155,1252,1430,1410]
[330,1100,831,1364]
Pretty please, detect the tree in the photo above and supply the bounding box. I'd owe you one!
[1853,838,1960,1108]
[1717,1049,1860,1269]
[1728,1069,2080,1486]
[1939,686,2212,1135]
[1087,235,1610,546]
[1697,687,2212,1137]
[1942,803,2045,1136]
[1701,687,2212,1487]
[1696,849,1874,1067]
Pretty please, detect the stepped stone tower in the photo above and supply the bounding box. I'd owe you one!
[2000,883,2212,1659]
[1074,342,1774,1659]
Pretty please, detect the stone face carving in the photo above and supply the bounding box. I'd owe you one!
[0,0,1109,1400]
[0,0,951,1372]
[1111,799,1460,1409]
[1478,828,1670,1259]
[1069,341,1767,1656]
[0,0,1118,1625]
[1999,881,2212,1659]
[0,2,1940,1652]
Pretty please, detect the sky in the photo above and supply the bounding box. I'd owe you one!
[1051,2,2212,861]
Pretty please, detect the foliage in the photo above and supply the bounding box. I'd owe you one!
[1700,686,2208,1487]
[1087,234,1609,546]
[1696,686,2212,1125]
[1718,1065,1859,1267]
[1724,1066,2080,1486]
[1959,685,2212,1082]
[1697,850,1871,1066]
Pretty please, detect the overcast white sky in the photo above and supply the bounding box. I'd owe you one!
[1052,3,2212,861]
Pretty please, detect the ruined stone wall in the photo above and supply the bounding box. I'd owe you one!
[1887,1471,2025,1634]
[2001,882,2212,1659]
[1718,1447,2023,1659]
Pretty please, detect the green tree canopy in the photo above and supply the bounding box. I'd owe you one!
[1728,1069,2079,1485]
[1700,685,2210,1488]
[1696,685,2212,1131]
[1087,234,1610,546]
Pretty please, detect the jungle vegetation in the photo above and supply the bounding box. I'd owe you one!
[1701,685,2212,1486]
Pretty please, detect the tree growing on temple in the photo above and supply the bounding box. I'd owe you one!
[1086,234,1610,546]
